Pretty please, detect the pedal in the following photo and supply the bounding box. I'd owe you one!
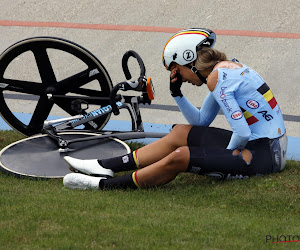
[71,99,89,113]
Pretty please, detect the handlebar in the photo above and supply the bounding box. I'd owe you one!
[122,50,146,81]
[110,50,154,115]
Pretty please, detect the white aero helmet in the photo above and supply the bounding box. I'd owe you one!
[162,28,216,70]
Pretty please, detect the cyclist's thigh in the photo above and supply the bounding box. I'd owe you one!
[188,139,274,179]
[188,146,253,178]
[187,126,232,148]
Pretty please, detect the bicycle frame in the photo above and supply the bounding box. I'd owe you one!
[42,51,165,150]
[43,94,166,151]
[46,96,142,131]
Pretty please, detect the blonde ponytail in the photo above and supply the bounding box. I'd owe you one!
[195,48,227,71]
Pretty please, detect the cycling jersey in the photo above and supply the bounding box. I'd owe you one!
[174,59,286,150]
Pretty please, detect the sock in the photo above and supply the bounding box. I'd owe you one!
[98,150,140,172]
[99,171,141,190]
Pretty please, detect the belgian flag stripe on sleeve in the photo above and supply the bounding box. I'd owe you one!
[257,83,269,94]
[245,115,259,125]
[257,83,278,109]
[240,107,258,125]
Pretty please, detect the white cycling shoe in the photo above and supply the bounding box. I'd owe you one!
[63,173,105,190]
[64,156,114,178]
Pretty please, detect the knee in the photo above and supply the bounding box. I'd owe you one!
[166,146,190,171]
[167,124,192,146]
[171,124,190,134]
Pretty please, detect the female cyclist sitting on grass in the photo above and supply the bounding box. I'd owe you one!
[63,28,287,190]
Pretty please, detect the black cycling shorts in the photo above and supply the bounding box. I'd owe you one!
[187,126,283,179]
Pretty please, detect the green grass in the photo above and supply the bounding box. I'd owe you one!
[0,130,300,249]
[0,130,26,149]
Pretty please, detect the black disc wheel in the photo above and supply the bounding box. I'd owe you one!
[0,132,131,179]
[0,37,113,136]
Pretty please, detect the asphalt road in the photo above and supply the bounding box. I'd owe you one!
[0,0,299,136]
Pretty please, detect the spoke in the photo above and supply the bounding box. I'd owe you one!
[71,88,106,98]
[32,47,57,86]
[27,96,54,133]
[1,79,45,95]
[0,37,112,135]
[55,68,92,94]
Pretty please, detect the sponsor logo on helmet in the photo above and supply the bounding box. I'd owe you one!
[172,53,177,60]
[231,110,243,120]
[183,50,194,62]
[246,100,259,109]
[202,41,211,46]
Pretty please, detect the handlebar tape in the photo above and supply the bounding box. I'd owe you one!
[122,50,146,80]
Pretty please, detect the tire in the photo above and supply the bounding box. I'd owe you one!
[0,132,131,179]
[0,37,113,136]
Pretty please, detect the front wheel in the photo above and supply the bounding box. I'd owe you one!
[0,132,131,179]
